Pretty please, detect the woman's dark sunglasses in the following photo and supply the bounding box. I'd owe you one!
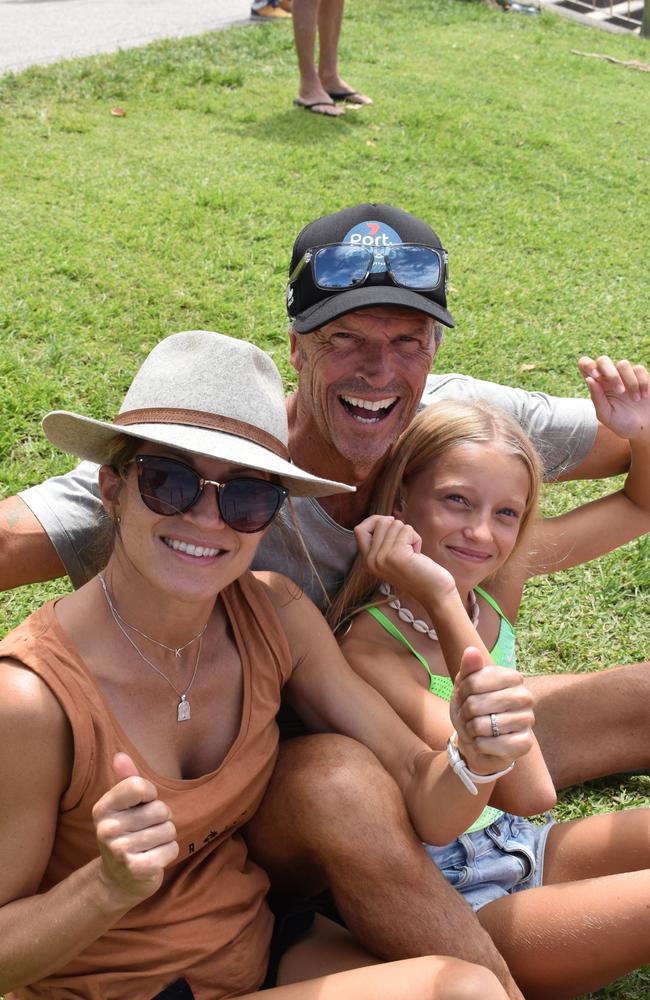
[289,242,447,292]
[129,455,288,533]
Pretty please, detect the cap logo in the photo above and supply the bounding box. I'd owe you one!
[342,220,402,274]
[288,207,454,332]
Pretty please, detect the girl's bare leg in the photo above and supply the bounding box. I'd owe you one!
[478,809,650,1000]
[238,916,508,998]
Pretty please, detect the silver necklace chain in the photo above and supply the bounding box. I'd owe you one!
[98,573,207,657]
[378,582,479,641]
[98,573,205,722]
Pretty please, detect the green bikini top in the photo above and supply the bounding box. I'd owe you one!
[366,586,516,835]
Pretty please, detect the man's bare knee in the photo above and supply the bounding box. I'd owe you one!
[529,665,650,785]
[259,733,401,825]
[244,733,413,889]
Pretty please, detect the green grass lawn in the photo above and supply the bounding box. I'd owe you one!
[0,0,649,995]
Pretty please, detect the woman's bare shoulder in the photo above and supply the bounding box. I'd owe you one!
[0,658,73,906]
[251,570,316,612]
[0,657,70,741]
[0,657,73,803]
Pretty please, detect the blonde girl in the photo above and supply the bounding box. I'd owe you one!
[332,355,650,999]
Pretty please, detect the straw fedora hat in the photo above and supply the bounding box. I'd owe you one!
[42,330,354,499]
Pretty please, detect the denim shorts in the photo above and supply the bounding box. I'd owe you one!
[425,812,555,912]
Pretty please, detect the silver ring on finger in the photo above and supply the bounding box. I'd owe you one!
[490,713,500,738]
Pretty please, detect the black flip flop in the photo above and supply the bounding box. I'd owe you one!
[293,99,340,115]
[327,90,371,104]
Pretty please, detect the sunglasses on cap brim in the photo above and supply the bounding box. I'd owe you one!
[127,454,288,533]
[289,242,448,293]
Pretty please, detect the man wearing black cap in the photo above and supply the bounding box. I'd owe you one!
[251,203,628,604]
[0,204,639,998]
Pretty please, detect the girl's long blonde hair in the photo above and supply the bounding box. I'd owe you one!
[327,400,543,631]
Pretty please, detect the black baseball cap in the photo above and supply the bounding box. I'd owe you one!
[286,203,455,333]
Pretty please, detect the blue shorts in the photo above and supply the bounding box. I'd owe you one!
[425,812,555,912]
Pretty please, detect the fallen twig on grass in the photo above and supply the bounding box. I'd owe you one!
[571,49,650,73]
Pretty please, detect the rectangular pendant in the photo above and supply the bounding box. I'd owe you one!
[177,697,191,722]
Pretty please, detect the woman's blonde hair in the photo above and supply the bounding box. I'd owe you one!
[327,400,543,631]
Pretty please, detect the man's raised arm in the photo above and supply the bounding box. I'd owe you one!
[0,497,64,590]
[0,462,105,592]
[556,420,630,480]
[422,371,632,482]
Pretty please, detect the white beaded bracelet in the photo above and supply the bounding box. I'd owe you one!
[446,732,515,796]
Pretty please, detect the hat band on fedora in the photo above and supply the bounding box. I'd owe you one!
[114,408,290,461]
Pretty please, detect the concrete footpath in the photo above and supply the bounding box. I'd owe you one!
[0,0,253,75]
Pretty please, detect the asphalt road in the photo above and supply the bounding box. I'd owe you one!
[0,0,253,75]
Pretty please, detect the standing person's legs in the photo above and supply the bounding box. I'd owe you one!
[477,809,650,999]
[292,0,343,116]
[244,735,525,1000]
[316,0,372,105]
[527,663,650,788]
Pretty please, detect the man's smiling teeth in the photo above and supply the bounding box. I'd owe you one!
[340,395,398,424]
[342,395,397,411]
[163,538,222,558]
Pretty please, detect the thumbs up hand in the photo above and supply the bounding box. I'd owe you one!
[450,647,535,777]
[92,752,179,908]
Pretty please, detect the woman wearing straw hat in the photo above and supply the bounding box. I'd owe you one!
[0,331,532,1000]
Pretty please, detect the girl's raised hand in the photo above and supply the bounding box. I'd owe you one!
[450,646,535,776]
[579,355,650,442]
[354,514,456,605]
[92,752,179,909]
